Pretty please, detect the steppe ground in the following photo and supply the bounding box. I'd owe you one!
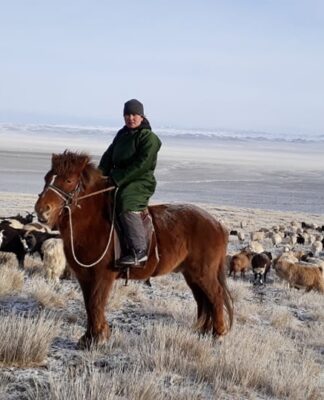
[0,193,323,399]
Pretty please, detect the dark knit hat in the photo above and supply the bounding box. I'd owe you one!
[123,99,144,116]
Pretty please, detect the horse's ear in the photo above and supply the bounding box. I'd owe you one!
[51,153,59,165]
[80,155,89,171]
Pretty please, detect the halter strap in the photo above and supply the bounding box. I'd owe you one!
[64,188,118,268]
[46,174,117,268]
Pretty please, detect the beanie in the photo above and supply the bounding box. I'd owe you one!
[123,99,144,116]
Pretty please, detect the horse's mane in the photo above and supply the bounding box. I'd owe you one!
[51,150,103,187]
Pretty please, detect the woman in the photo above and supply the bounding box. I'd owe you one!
[99,99,161,267]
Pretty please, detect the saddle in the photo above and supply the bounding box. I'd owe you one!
[113,209,159,270]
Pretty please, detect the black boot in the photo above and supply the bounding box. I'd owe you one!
[118,249,148,265]
[116,211,148,267]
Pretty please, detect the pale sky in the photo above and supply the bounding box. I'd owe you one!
[1,0,323,134]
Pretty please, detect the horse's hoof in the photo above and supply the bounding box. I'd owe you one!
[77,334,94,350]
[77,327,110,350]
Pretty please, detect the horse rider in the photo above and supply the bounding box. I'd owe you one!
[98,99,161,267]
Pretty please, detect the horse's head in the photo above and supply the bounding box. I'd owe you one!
[35,150,97,228]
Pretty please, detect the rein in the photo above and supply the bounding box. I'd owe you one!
[47,178,117,268]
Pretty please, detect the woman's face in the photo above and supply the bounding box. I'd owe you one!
[124,114,144,129]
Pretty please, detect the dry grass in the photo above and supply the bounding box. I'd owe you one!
[0,311,60,367]
[25,277,66,308]
[107,280,146,311]
[0,264,24,296]
[29,367,167,400]
[268,306,296,330]
[214,325,320,399]
[0,231,323,398]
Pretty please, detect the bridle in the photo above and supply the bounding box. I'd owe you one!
[45,174,117,268]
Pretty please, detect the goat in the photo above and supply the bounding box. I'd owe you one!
[41,238,67,282]
[24,222,52,233]
[251,251,272,285]
[296,233,305,245]
[0,223,28,269]
[229,249,254,279]
[273,257,324,293]
[24,230,61,259]
[0,212,35,228]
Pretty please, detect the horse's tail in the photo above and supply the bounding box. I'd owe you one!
[219,231,234,331]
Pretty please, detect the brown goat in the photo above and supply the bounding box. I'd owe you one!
[273,257,324,293]
[229,249,254,279]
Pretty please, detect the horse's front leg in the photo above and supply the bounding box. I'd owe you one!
[77,270,116,349]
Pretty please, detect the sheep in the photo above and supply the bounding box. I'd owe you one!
[251,252,272,285]
[299,256,324,269]
[271,225,280,232]
[273,257,324,293]
[275,251,299,264]
[240,220,248,229]
[271,232,283,246]
[301,222,316,230]
[311,241,323,256]
[229,249,254,279]
[246,241,264,254]
[308,234,316,245]
[250,231,265,241]
[290,220,301,229]
[41,238,67,282]
[281,233,297,246]
[237,230,245,242]
[24,230,61,259]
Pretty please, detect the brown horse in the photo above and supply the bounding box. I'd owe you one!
[35,151,233,348]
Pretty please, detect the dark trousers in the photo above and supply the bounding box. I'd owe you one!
[118,211,147,253]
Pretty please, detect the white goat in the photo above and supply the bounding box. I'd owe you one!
[247,241,264,254]
[41,238,67,282]
[311,241,323,257]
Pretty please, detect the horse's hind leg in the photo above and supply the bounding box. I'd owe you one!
[183,273,206,327]
[183,270,224,336]
[184,265,228,337]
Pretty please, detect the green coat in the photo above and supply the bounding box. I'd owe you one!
[98,122,161,213]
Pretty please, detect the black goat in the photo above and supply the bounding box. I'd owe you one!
[0,212,35,225]
[297,233,305,245]
[0,222,28,268]
[251,251,272,285]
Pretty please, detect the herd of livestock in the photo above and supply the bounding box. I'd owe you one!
[0,212,67,281]
[228,221,324,293]
[1,211,324,294]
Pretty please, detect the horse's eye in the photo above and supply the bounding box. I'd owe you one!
[66,179,72,184]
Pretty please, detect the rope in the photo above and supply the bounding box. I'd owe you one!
[77,186,116,201]
[65,188,118,268]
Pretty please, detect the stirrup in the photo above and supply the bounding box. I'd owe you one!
[117,250,147,267]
